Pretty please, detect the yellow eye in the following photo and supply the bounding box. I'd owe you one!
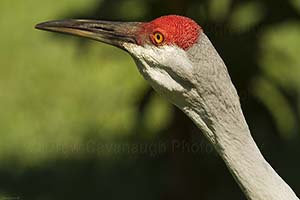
[152,32,164,44]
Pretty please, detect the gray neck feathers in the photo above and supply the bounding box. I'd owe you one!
[180,32,299,200]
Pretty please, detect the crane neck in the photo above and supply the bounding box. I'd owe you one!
[179,32,299,200]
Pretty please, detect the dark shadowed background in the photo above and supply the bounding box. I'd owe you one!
[0,0,300,199]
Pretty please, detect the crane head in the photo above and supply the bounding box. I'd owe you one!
[36,15,205,107]
[36,14,243,149]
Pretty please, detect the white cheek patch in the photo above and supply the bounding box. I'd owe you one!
[123,43,193,93]
[131,51,185,92]
[159,47,195,85]
[143,62,185,92]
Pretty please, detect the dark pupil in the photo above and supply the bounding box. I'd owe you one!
[156,34,161,40]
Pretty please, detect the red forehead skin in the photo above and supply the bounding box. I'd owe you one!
[137,15,202,50]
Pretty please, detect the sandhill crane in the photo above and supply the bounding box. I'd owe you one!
[35,15,299,200]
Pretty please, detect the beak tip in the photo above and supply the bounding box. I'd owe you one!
[35,23,41,30]
[35,20,61,31]
[35,22,48,31]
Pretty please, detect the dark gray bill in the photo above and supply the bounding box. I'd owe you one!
[35,19,142,49]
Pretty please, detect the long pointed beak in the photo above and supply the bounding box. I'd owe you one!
[35,19,142,49]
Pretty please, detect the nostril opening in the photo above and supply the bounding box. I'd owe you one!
[92,25,114,32]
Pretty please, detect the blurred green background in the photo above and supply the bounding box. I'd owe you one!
[0,0,300,199]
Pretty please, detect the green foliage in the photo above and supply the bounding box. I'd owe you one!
[252,78,297,138]
[290,0,300,14]
[229,1,265,33]
[259,22,300,91]
[208,0,232,22]
[0,0,171,167]
[142,93,173,137]
[253,21,300,138]
[119,0,148,20]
